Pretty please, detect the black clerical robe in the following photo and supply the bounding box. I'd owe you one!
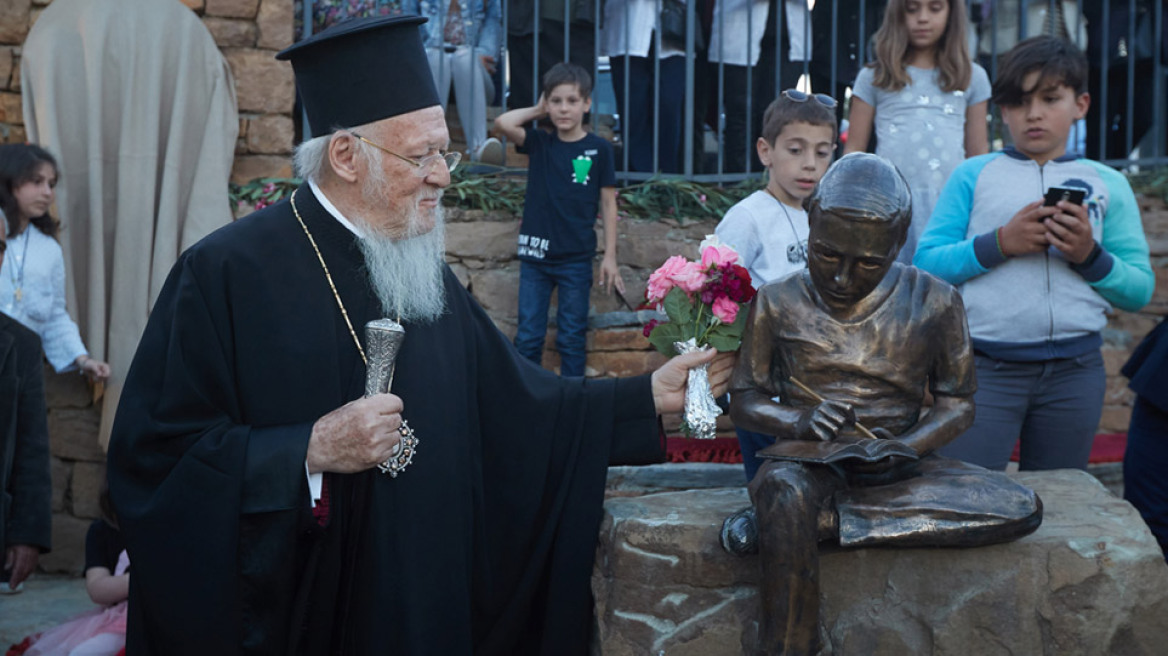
[106,185,663,655]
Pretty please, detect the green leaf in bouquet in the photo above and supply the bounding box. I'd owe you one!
[662,287,693,324]
[647,321,688,356]
[705,328,741,353]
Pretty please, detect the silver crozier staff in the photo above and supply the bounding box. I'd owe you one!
[365,318,419,477]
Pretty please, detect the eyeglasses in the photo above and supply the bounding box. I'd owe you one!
[782,89,838,109]
[352,133,462,177]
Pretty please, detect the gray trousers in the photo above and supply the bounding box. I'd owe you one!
[427,46,494,153]
[938,350,1106,471]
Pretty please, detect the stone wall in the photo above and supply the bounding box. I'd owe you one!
[448,194,1168,439]
[0,0,297,181]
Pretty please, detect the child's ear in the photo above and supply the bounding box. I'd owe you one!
[1074,92,1091,120]
[756,138,773,166]
[583,96,593,113]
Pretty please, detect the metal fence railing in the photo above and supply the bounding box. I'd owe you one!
[296,1,1167,181]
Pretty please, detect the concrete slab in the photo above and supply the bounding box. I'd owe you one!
[0,575,95,650]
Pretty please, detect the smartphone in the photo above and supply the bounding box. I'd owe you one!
[1043,186,1086,207]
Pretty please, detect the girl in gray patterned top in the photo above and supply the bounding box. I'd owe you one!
[844,0,991,264]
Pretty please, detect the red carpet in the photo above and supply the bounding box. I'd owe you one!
[667,433,1128,465]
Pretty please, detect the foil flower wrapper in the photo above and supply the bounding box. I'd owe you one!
[674,338,720,439]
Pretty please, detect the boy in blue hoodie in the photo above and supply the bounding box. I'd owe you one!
[914,36,1154,471]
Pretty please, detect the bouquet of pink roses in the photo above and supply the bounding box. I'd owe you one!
[642,235,755,438]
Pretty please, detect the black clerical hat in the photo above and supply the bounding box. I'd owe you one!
[276,15,441,137]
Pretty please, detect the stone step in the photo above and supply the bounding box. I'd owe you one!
[594,465,1168,655]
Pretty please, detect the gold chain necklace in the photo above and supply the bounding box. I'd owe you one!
[290,189,367,365]
[289,190,419,478]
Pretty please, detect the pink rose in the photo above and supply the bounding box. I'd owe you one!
[646,255,689,303]
[701,243,741,270]
[711,296,739,324]
[671,261,708,294]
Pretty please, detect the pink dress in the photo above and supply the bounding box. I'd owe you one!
[23,552,129,656]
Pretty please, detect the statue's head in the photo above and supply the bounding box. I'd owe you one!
[803,153,912,313]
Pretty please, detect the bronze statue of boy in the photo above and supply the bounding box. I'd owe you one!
[723,153,1043,656]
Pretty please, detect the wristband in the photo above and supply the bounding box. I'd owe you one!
[994,227,1007,259]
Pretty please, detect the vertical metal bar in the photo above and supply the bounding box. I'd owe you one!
[745,1,755,173]
[775,0,784,98]
[717,0,726,176]
[502,0,509,166]
[301,0,315,140]
[652,20,661,173]
[1018,0,1027,40]
[1100,0,1111,159]
[830,0,838,96]
[859,0,867,68]
[564,0,571,62]
[622,0,631,173]
[802,0,810,83]
[684,0,696,177]
[533,1,541,106]
[1127,0,1137,157]
[1155,0,1165,159]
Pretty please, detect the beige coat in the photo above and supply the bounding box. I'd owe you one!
[21,0,238,445]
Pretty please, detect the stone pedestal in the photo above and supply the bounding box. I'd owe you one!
[593,465,1168,655]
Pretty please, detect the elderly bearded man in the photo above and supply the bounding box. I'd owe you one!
[106,15,732,656]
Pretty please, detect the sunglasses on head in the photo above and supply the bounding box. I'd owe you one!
[782,89,838,109]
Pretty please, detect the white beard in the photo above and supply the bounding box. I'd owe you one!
[353,177,448,323]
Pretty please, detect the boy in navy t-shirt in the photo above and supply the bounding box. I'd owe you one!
[495,62,623,376]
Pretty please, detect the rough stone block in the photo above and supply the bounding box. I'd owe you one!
[38,514,91,575]
[588,327,651,352]
[202,16,257,48]
[71,462,106,520]
[468,266,520,318]
[49,457,69,513]
[1,123,25,144]
[446,220,519,261]
[594,467,1168,656]
[256,0,294,50]
[245,113,294,154]
[224,48,294,113]
[1099,404,1133,434]
[0,91,21,124]
[43,366,92,409]
[585,349,667,378]
[181,0,206,11]
[0,46,12,89]
[205,0,259,19]
[0,0,31,44]
[48,408,104,462]
[229,154,292,184]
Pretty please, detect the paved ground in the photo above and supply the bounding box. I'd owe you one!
[0,575,93,650]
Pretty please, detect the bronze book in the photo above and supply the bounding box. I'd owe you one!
[757,437,920,465]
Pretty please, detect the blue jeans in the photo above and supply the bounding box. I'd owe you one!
[938,350,1106,471]
[514,259,592,377]
[737,427,776,483]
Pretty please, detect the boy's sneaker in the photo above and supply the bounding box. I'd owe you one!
[472,137,504,165]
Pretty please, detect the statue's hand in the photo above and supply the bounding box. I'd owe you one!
[847,454,918,486]
[796,400,856,441]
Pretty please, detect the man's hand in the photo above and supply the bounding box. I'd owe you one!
[4,545,38,589]
[479,54,497,75]
[307,394,405,474]
[599,254,625,294]
[795,400,856,441]
[1044,199,1095,263]
[998,200,1057,257]
[651,349,737,414]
